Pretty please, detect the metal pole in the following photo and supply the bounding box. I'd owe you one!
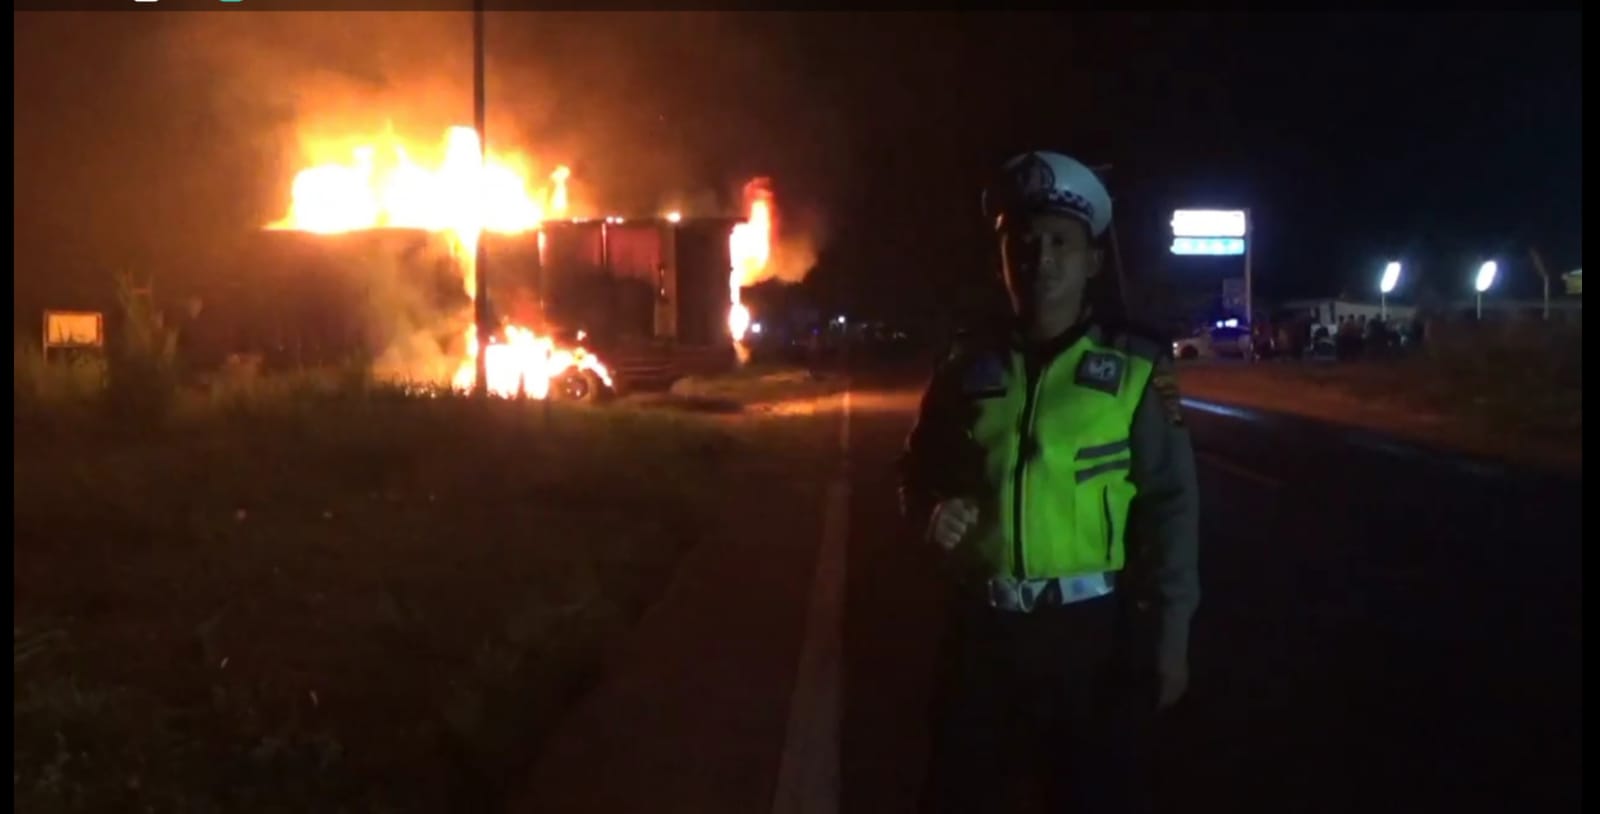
[1529,248,1551,321]
[1476,292,1483,320]
[1108,208,1128,315]
[1243,207,1254,362]
[471,0,490,399]
[1090,164,1128,315]
[1381,292,1387,322]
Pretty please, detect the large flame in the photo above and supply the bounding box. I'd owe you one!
[728,178,774,361]
[269,126,602,399]
[450,324,613,400]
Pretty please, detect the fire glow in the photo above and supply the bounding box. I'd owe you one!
[728,178,774,362]
[268,125,607,398]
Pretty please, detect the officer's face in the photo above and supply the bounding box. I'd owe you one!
[998,213,1101,327]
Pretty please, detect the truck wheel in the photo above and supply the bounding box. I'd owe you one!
[554,369,606,404]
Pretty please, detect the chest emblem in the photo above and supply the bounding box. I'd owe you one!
[1074,351,1124,395]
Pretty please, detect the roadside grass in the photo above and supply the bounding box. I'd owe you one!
[1176,326,1581,471]
[664,363,847,406]
[14,353,837,812]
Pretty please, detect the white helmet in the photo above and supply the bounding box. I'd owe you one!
[982,151,1113,239]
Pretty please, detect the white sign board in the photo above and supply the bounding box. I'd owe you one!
[1171,209,1248,238]
[1171,237,1245,256]
[43,310,105,349]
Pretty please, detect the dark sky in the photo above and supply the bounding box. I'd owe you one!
[13,11,1582,326]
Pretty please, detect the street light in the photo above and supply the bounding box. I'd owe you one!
[1474,260,1498,320]
[1379,261,1401,321]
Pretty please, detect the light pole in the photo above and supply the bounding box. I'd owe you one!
[1090,163,1129,314]
[1474,260,1497,320]
[1242,207,1254,358]
[1379,261,1401,321]
[471,0,490,399]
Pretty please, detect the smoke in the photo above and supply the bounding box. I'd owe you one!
[767,214,825,287]
[755,179,827,288]
[348,233,472,387]
[15,11,843,357]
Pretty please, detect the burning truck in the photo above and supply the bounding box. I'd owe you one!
[191,126,777,400]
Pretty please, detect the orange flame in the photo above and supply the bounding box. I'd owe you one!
[268,126,601,399]
[451,324,613,400]
[728,179,774,359]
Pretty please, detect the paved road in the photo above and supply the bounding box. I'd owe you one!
[842,371,1582,813]
[518,366,1582,813]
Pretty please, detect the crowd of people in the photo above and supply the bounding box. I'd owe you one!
[1257,312,1425,361]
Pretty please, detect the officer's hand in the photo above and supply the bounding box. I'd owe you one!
[926,498,979,551]
[1156,658,1189,710]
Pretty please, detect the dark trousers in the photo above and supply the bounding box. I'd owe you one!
[919,591,1156,813]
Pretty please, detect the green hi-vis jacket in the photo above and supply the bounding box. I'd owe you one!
[899,319,1201,668]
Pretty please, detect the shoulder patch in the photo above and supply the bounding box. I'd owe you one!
[960,351,1009,397]
[1094,316,1174,360]
[1114,329,1171,363]
[1150,363,1184,425]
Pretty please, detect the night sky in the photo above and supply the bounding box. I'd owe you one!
[13,11,1582,331]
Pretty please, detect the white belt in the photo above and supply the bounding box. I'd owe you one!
[985,573,1115,613]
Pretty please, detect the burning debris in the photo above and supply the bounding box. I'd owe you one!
[452,323,612,400]
[267,125,605,399]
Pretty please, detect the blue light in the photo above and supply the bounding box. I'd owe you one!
[1171,237,1246,256]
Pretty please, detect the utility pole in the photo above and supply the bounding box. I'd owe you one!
[1243,207,1254,362]
[471,0,491,399]
[1529,247,1552,321]
[1090,163,1129,314]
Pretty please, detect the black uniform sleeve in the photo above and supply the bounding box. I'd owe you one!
[1127,352,1202,674]
[897,352,972,536]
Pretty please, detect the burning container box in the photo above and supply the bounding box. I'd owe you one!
[203,216,741,382]
[193,228,464,370]
[485,216,742,353]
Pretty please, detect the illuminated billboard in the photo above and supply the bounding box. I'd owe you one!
[1170,237,1246,256]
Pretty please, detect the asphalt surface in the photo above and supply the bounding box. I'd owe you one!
[518,362,1582,813]
[842,367,1582,813]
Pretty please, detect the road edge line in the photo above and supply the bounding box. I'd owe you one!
[770,388,851,814]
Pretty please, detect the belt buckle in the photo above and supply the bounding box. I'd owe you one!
[986,574,1113,612]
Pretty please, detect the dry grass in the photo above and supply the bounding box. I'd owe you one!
[1177,323,1582,472]
[666,363,847,405]
[13,356,837,812]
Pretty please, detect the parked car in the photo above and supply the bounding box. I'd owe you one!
[1173,326,1252,360]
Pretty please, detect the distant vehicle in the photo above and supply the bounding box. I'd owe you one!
[1173,325,1251,360]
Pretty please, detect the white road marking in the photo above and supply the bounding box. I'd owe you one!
[1349,433,1418,459]
[1186,397,1511,480]
[771,388,850,814]
[1181,397,1271,423]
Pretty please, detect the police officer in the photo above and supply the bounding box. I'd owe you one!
[902,151,1201,813]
